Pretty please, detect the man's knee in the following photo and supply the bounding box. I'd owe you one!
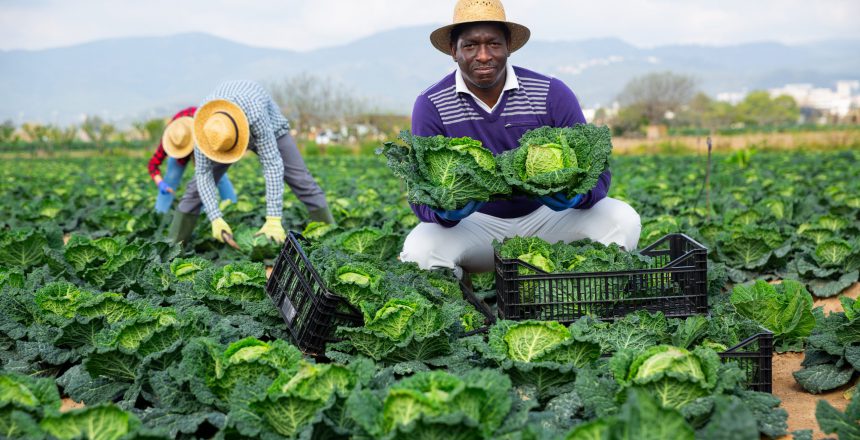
[400,223,466,277]
[400,225,437,270]
[607,199,642,249]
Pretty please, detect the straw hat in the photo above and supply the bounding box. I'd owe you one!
[430,0,530,55]
[161,116,195,158]
[193,99,250,164]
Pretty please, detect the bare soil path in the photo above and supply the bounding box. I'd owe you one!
[775,282,859,438]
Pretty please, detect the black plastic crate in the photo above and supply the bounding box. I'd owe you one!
[266,232,495,356]
[265,232,363,356]
[719,332,773,393]
[495,233,708,323]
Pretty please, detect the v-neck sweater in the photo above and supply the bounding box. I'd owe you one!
[410,65,611,227]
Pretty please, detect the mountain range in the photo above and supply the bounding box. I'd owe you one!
[2,26,858,125]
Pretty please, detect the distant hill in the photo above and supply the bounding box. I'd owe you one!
[1,27,858,124]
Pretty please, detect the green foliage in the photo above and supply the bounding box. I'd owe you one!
[335,291,460,362]
[564,388,695,440]
[235,360,359,438]
[169,257,211,282]
[0,372,60,416]
[180,337,303,410]
[484,320,600,399]
[730,279,815,352]
[380,131,511,210]
[610,345,721,410]
[327,226,401,261]
[497,125,612,198]
[348,369,513,439]
[4,145,860,438]
[232,226,280,262]
[0,228,51,270]
[487,320,600,366]
[815,390,860,440]
[793,305,860,395]
[39,403,152,440]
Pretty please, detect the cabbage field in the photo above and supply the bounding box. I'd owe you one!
[1,148,859,439]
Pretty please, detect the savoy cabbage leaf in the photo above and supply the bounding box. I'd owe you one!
[730,279,815,352]
[380,131,511,211]
[496,124,611,198]
[815,389,860,440]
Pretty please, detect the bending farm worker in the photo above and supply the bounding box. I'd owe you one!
[168,80,334,246]
[149,107,237,214]
[399,0,641,279]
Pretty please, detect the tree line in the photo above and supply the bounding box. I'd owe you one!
[2,71,856,149]
[600,71,812,137]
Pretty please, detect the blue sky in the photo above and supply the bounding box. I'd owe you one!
[1,0,859,51]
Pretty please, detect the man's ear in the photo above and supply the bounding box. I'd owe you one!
[450,44,457,61]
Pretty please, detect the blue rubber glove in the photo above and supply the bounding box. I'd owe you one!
[157,180,174,195]
[538,193,583,211]
[431,201,485,222]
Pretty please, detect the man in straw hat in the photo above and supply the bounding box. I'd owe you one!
[168,80,334,245]
[400,0,641,278]
[150,106,237,213]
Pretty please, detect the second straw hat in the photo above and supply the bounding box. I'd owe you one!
[193,99,250,164]
[161,116,195,158]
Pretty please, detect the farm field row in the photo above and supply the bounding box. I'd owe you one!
[1,149,858,439]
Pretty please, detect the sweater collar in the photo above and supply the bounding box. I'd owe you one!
[455,63,518,113]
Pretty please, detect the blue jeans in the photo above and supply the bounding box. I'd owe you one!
[155,157,238,213]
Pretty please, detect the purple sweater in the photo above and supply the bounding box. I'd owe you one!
[410,65,611,227]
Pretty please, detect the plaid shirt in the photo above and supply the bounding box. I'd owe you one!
[147,106,197,180]
[195,80,290,221]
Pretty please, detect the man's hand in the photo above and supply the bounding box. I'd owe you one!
[211,217,233,242]
[157,180,175,195]
[256,216,286,244]
[431,201,485,222]
[538,193,584,212]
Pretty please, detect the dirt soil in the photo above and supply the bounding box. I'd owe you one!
[775,282,859,439]
[60,397,84,412]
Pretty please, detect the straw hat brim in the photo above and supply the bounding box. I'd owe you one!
[193,99,250,164]
[430,21,530,55]
[161,116,195,159]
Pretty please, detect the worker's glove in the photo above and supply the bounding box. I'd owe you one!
[256,216,286,244]
[157,181,174,195]
[538,193,584,212]
[431,201,485,222]
[211,217,233,242]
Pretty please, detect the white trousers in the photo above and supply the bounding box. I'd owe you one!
[400,198,642,279]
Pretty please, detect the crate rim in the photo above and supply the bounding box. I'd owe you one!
[639,233,707,254]
[282,230,364,318]
[494,233,709,278]
[720,330,774,354]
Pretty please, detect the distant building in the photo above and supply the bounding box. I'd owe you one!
[716,80,859,120]
[769,81,858,118]
[716,91,746,106]
[583,102,619,122]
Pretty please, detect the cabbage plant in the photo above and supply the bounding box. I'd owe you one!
[610,345,721,410]
[380,131,511,210]
[497,124,612,198]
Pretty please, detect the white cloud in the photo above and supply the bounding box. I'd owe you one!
[1,0,859,50]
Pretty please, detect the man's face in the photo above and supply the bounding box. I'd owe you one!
[451,23,510,90]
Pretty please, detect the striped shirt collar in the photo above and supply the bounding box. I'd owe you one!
[455,63,518,113]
